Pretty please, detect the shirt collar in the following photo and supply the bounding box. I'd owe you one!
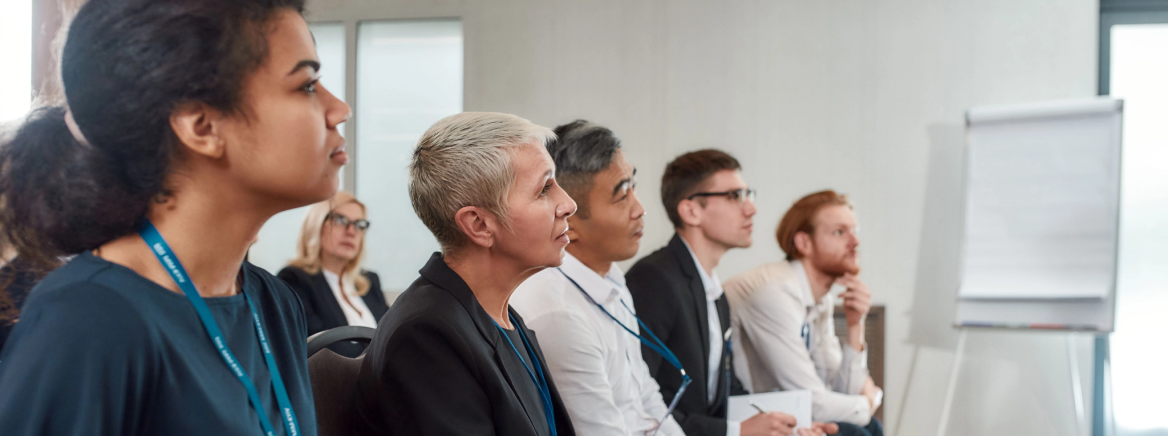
[790,260,816,309]
[559,252,623,304]
[679,236,723,303]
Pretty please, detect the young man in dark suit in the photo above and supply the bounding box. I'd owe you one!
[627,150,835,436]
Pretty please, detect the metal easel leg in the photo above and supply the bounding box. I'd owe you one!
[1068,334,1086,436]
[936,329,968,436]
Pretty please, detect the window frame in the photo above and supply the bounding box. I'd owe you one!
[1096,2,1168,435]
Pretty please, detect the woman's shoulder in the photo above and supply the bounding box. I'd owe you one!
[381,278,474,331]
[276,265,315,281]
[244,263,307,324]
[13,256,161,348]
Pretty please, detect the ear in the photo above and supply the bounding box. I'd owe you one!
[793,231,814,258]
[170,102,227,159]
[677,199,703,228]
[453,206,497,248]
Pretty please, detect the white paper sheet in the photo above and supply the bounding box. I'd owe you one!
[960,98,1122,300]
[728,390,813,429]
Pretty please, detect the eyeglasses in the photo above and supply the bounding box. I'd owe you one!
[326,213,371,232]
[687,188,756,204]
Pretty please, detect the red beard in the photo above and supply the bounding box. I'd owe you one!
[812,252,860,277]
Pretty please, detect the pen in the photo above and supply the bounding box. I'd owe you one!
[749,401,767,415]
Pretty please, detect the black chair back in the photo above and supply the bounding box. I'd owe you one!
[307,326,375,436]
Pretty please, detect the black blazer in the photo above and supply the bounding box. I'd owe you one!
[356,253,576,436]
[626,234,748,436]
[276,266,390,335]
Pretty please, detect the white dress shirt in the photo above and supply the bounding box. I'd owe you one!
[510,253,685,436]
[321,269,377,328]
[679,238,740,436]
[723,260,877,426]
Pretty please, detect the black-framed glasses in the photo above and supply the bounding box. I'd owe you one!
[326,213,371,232]
[687,188,756,204]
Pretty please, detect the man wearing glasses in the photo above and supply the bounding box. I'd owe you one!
[627,150,825,436]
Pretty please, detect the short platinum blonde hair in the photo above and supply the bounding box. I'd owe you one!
[409,112,556,252]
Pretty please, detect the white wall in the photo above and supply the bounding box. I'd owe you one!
[305,0,1100,434]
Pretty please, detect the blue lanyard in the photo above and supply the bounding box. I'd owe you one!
[557,268,692,433]
[492,313,557,436]
[801,323,811,350]
[138,220,301,436]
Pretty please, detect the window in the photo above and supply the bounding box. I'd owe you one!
[248,23,346,274]
[247,19,463,299]
[1108,24,1168,436]
[354,20,463,293]
[0,0,32,122]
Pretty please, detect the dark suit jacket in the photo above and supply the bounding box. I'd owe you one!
[276,266,390,336]
[626,234,747,436]
[356,252,576,436]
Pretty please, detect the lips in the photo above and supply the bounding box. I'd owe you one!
[555,226,570,244]
[329,144,348,165]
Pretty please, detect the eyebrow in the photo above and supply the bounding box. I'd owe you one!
[288,60,321,76]
[611,168,637,197]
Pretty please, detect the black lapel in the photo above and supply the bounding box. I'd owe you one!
[312,271,348,327]
[711,295,732,410]
[492,332,542,434]
[666,234,711,388]
[417,253,540,434]
[512,308,557,436]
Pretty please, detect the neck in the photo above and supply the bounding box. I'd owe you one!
[320,254,347,276]
[444,248,543,329]
[800,259,836,303]
[97,179,281,299]
[566,245,612,277]
[676,229,726,276]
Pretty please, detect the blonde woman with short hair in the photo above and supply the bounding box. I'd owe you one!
[358,112,579,436]
[278,191,388,356]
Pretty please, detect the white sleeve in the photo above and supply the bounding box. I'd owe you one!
[836,340,869,396]
[525,310,636,436]
[634,341,685,436]
[734,281,871,425]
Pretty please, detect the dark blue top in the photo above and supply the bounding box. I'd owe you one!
[0,252,317,436]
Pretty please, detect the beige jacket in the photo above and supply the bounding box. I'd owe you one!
[723,260,873,425]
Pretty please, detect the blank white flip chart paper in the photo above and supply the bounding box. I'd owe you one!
[960,98,1123,300]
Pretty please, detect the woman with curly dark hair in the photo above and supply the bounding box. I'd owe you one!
[0,0,350,434]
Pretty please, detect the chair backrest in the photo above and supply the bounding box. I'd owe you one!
[833,304,884,422]
[307,326,375,436]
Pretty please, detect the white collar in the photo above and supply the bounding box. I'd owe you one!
[559,252,625,305]
[790,260,817,309]
[679,236,723,303]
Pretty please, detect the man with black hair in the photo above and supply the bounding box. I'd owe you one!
[511,120,688,436]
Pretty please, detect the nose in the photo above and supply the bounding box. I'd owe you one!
[321,83,352,130]
[557,184,577,218]
[630,190,646,220]
[743,197,758,217]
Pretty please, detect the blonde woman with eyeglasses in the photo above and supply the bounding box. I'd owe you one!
[277,191,387,356]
